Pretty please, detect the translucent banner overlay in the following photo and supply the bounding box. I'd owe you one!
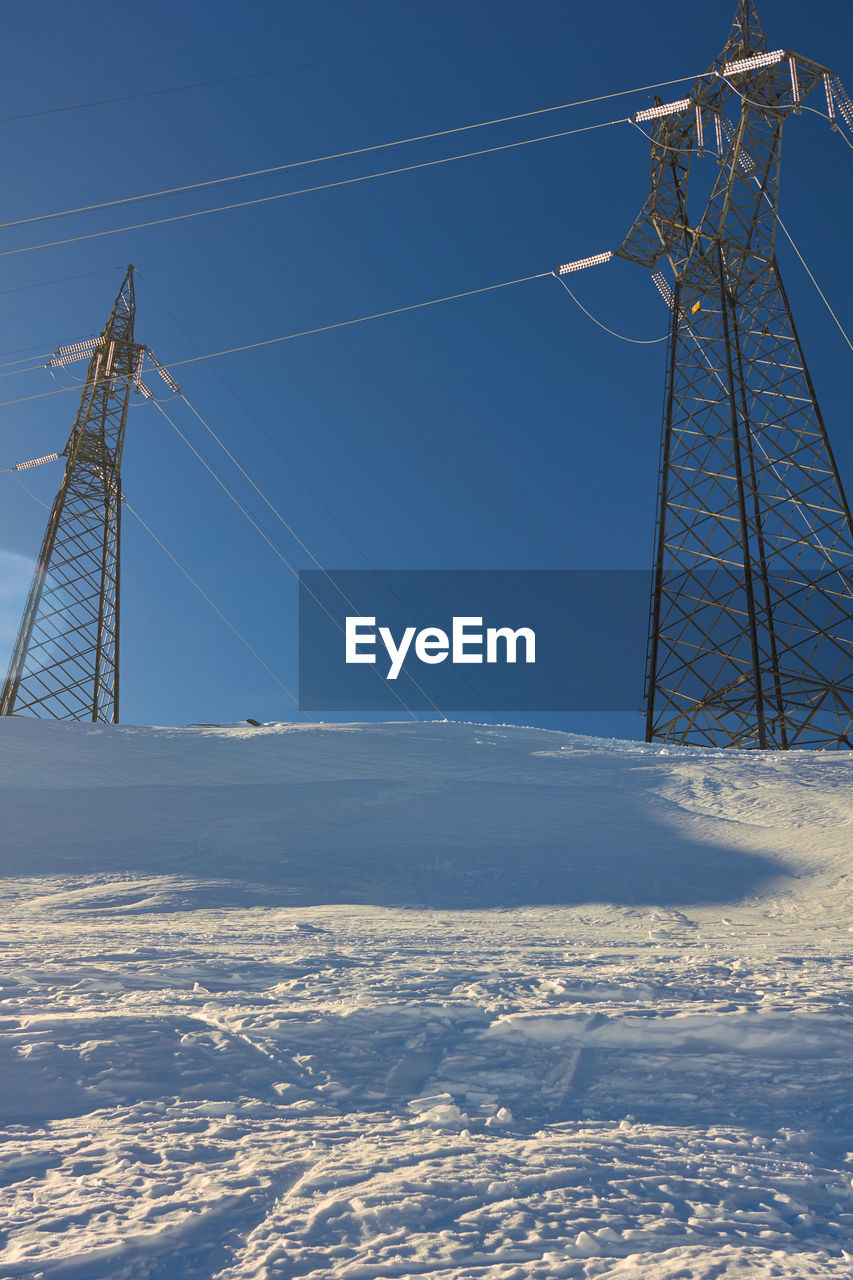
[298,570,652,712]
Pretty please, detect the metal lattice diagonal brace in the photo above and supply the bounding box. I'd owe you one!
[620,1,853,748]
[2,268,142,722]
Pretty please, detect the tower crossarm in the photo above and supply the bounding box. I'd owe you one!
[617,99,698,275]
[614,0,838,284]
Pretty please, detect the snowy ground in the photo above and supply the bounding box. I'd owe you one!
[1,719,852,1279]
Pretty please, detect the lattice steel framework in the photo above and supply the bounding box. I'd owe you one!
[617,0,853,748]
[1,267,142,722]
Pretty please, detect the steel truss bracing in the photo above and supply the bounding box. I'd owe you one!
[1,267,142,722]
[618,0,853,749]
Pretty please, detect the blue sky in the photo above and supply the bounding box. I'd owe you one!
[1,0,852,736]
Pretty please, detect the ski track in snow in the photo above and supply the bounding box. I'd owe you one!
[0,719,852,1279]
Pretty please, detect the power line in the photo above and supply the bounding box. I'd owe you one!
[148,399,424,721]
[151,400,303,579]
[0,271,563,409]
[21,237,846,410]
[3,240,839,402]
[6,402,331,721]
[0,266,125,296]
[0,20,558,127]
[0,73,701,232]
[14,472,50,507]
[0,386,69,409]
[151,398,442,718]
[0,272,128,379]
[553,273,667,344]
[168,273,551,369]
[178,392,364,600]
[0,272,550,406]
[0,340,102,381]
[137,269,377,570]
[776,214,853,355]
[0,337,101,366]
[0,120,627,259]
[0,361,57,381]
[137,270,491,713]
[715,74,853,353]
[0,271,555,386]
[125,500,312,720]
[0,347,59,368]
[2,363,446,719]
[174,391,446,718]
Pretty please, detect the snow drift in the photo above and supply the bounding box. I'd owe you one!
[0,718,851,1279]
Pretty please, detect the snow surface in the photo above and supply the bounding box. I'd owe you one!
[1,717,852,1279]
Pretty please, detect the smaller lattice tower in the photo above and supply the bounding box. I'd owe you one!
[1,267,143,722]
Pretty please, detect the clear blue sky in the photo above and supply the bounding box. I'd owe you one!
[1,0,852,736]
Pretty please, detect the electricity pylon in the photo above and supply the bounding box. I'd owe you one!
[1,266,167,722]
[560,0,853,748]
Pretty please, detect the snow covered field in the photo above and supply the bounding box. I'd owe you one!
[1,718,852,1279]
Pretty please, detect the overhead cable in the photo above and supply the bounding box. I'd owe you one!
[0,386,68,409]
[178,393,367,600]
[0,73,701,232]
[0,350,55,367]
[125,500,313,719]
[168,272,551,369]
[0,359,60,380]
[776,215,853,355]
[0,266,125,296]
[148,399,425,721]
[0,20,564,126]
[138,271,491,714]
[712,74,853,354]
[553,273,667,344]
[0,269,610,409]
[0,121,628,259]
[174,391,447,718]
[14,472,50,507]
[138,270,377,569]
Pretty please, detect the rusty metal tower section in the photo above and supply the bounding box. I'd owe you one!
[1,267,142,722]
[618,1,853,748]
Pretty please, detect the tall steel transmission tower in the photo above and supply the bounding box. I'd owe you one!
[560,0,853,748]
[1,267,145,722]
